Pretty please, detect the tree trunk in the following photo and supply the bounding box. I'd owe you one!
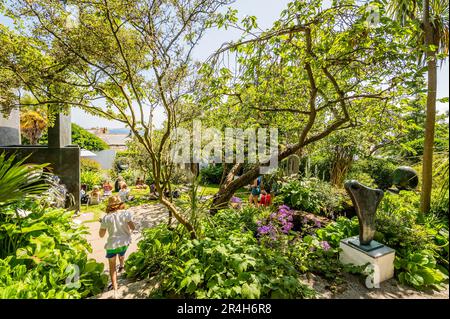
[160,196,196,239]
[420,0,437,215]
[210,143,304,213]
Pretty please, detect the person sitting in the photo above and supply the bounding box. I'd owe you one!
[135,177,147,189]
[80,184,90,204]
[148,183,159,200]
[118,183,134,202]
[89,186,101,205]
[103,181,113,197]
[114,176,125,193]
[259,189,272,207]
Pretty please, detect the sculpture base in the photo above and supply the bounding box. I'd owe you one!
[340,236,395,284]
[348,238,384,252]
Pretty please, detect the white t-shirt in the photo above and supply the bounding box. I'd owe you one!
[100,210,133,250]
[118,189,130,202]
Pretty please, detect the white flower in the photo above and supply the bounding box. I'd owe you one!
[16,209,32,218]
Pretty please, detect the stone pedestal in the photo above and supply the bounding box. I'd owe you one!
[340,236,395,284]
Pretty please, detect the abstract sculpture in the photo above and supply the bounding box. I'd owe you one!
[343,166,419,251]
[344,180,384,249]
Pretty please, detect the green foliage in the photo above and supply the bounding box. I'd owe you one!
[80,158,101,173]
[126,208,315,299]
[80,171,103,190]
[0,152,51,207]
[395,250,448,290]
[0,200,107,298]
[200,165,224,185]
[316,217,360,248]
[278,178,347,216]
[348,157,398,190]
[71,124,109,151]
[315,192,449,290]
[36,124,109,151]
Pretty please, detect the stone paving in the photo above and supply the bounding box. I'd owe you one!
[74,203,171,298]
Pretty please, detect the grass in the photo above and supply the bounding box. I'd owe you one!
[79,184,252,223]
[80,186,158,223]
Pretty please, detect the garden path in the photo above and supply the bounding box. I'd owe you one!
[74,203,171,299]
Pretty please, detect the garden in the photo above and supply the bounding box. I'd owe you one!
[0,0,449,300]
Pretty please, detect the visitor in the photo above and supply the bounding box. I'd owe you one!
[150,183,156,194]
[259,189,272,207]
[89,186,101,205]
[135,177,147,189]
[118,183,134,202]
[114,176,124,192]
[103,181,113,197]
[80,184,89,205]
[249,176,262,207]
[99,196,135,298]
[149,183,158,200]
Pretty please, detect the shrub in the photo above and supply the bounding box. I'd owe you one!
[80,171,103,190]
[0,200,107,298]
[80,158,101,173]
[348,157,398,190]
[38,124,109,151]
[278,178,347,217]
[314,192,449,290]
[200,165,223,184]
[125,209,315,299]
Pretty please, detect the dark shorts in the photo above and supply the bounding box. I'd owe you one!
[105,245,128,258]
[251,187,261,196]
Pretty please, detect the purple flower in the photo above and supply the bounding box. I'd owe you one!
[281,222,293,234]
[320,241,331,251]
[314,219,322,228]
[279,205,290,211]
[231,196,242,203]
[258,226,270,234]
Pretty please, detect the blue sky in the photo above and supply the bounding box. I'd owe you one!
[1,0,448,129]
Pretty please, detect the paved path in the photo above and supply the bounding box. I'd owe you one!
[74,203,171,298]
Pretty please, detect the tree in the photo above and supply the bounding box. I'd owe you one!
[1,0,234,239]
[386,0,449,214]
[199,1,421,211]
[20,109,48,145]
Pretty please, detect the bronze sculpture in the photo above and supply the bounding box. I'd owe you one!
[344,180,384,248]
[343,166,418,251]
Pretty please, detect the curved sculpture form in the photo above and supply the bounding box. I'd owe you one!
[344,180,384,245]
[392,166,419,190]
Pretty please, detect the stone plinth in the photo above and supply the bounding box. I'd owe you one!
[340,236,395,284]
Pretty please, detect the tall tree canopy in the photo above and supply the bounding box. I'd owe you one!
[197,0,423,210]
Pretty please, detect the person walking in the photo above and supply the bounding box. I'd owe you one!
[99,196,135,298]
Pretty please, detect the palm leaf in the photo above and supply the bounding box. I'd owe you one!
[0,152,52,207]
